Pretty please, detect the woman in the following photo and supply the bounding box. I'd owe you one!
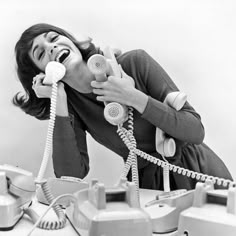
[13,23,233,190]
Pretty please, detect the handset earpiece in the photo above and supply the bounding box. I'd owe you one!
[155,91,187,157]
[43,61,66,85]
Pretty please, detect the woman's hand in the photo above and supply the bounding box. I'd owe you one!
[91,66,134,105]
[32,73,68,116]
[91,65,148,113]
[32,73,52,98]
[32,73,67,99]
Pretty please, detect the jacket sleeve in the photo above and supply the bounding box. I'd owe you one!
[52,113,89,179]
[135,50,205,144]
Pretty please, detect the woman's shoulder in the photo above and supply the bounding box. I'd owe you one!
[117,49,149,62]
[116,49,151,71]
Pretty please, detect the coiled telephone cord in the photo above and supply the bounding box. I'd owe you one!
[118,107,140,199]
[117,108,236,189]
[33,81,67,230]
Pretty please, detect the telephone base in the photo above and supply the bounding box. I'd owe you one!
[144,190,194,234]
[177,181,236,236]
[0,212,23,231]
[0,193,25,231]
[66,178,152,236]
[178,206,236,236]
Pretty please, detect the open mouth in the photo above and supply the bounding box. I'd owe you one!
[56,49,70,63]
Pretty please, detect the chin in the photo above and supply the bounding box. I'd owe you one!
[65,57,83,71]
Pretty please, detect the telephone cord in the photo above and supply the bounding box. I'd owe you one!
[118,108,236,189]
[25,193,77,236]
[162,155,171,192]
[37,81,58,181]
[118,107,140,199]
[33,80,67,230]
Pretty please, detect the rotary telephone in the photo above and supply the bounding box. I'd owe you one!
[0,164,35,230]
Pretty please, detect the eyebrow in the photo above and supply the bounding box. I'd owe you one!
[32,32,50,59]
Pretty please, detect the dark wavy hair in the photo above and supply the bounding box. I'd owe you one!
[13,23,101,120]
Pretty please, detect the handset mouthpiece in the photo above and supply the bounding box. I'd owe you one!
[44,61,66,85]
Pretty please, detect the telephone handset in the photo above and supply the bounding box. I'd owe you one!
[155,91,187,157]
[43,61,66,85]
[0,164,35,230]
[87,47,128,126]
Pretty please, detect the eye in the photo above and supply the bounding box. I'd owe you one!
[38,50,45,60]
[50,34,59,42]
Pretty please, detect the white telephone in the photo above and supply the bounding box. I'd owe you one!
[66,178,153,236]
[155,91,187,157]
[87,47,128,126]
[0,164,35,230]
[177,180,236,236]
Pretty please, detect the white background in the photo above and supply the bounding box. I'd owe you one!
[0,0,235,186]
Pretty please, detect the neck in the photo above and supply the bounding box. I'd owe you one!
[65,61,95,93]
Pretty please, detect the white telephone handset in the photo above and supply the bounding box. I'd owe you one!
[155,91,187,157]
[87,47,128,126]
[43,61,66,85]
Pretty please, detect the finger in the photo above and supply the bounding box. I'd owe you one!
[57,81,64,89]
[96,95,105,102]
[34,86,52,98]
[92,88,105,95]
[34,73,45,80]
[35,78,44,87]
[91,80,105,88]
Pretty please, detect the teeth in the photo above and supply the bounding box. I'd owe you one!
[56,50,69,62]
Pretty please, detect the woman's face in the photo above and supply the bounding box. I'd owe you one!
[29,31,94,93]
[29,31,82,72]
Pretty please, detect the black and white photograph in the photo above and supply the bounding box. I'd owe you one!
[0,0,236,235]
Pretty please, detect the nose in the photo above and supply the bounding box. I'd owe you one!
[49,45,57,54]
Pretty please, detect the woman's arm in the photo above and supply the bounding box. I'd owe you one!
[53,113,89,179]
[134,49,205,144]
[32,76,90,178]
[91,49,204,144]
[52,87,89,179]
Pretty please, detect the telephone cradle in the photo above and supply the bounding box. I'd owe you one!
[66,178,153,236]
[177,180,236,236]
